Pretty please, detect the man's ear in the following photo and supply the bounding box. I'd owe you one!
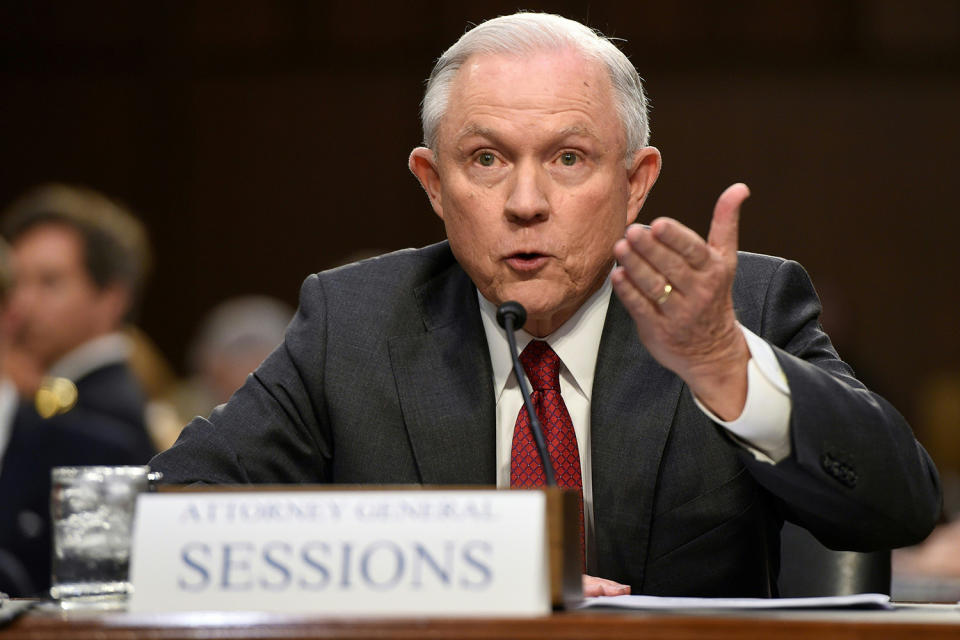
[408,147,445,220]
[625,146,662,224]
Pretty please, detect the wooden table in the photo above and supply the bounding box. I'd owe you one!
[4,603,960,640]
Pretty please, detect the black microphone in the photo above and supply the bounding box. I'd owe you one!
[496,301,557,486]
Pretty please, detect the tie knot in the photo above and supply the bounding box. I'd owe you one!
[519,340,561,391]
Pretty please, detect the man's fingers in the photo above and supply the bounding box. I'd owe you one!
[647,218,711,270]
[612,242,677,311]
[612,268,660,324]
[620,224,701,297]
[707,182,749,255]
[583,574,631,597]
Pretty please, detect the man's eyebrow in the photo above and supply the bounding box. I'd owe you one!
[453,124,503,156]
[456,123,497,141]
[556,125,600,140]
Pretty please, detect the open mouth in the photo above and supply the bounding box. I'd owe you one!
[506,252,548,271]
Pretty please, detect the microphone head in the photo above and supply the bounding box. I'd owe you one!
[496,301,527,330]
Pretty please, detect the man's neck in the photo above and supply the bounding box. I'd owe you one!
[478,273,614,399]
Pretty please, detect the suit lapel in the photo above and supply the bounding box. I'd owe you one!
[388,262,497,485]
[590,295,684,585]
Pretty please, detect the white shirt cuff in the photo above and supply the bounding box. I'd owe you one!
[693,324,792,464]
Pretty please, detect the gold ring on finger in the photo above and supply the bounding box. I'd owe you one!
[655,283,673,305]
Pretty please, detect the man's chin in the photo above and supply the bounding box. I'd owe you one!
[496,293,573,336]
[494,288,560,316]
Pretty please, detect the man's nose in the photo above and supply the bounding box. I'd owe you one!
[504,161,550,224]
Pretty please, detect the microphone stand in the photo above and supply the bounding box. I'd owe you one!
[497,301,556,487]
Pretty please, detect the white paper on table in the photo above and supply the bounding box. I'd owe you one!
[578,593,892,610]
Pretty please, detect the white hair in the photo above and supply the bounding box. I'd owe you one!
[421,12,651,160]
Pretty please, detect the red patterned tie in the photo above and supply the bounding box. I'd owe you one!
[510,340,585,564]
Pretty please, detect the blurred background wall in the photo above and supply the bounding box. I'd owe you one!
[1,0,958,471]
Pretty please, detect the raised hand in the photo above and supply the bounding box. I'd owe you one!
[611,183,751,420]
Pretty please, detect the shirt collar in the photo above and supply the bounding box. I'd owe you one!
[0,378,19,467]
[478,274,613,402]
[48,332,131,381]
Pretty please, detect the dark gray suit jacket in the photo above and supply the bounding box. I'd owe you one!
[152,241,940,596]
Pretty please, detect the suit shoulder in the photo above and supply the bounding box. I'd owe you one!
[735,250,787,276]
[291,242,460,333]
[732,251,817,331]
[76,363,146,407]
[318,242,455,287]
[735,250,819,290]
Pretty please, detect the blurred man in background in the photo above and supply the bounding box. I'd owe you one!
[143,295,295,451]
[184,295,293,415]
[1,183,155,460]
[0,184,156,596]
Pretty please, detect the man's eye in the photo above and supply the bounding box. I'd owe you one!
[477,152,496,167]
[560,152,578,166]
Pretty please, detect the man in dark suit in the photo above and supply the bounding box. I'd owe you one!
[0,185,156,596]
[151,13,940,597]
[1,184,156,461]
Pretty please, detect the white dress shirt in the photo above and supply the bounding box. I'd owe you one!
[478,274,792,569]
[0,379,21,475]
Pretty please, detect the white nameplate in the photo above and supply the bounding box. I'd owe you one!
[128,490,549,616]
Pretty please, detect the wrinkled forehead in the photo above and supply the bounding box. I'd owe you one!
[437,49,623,149]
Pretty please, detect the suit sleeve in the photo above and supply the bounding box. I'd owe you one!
[738,258,941,551]
[150,275,332,484]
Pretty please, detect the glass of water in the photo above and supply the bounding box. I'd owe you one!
[49,466,159,609]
